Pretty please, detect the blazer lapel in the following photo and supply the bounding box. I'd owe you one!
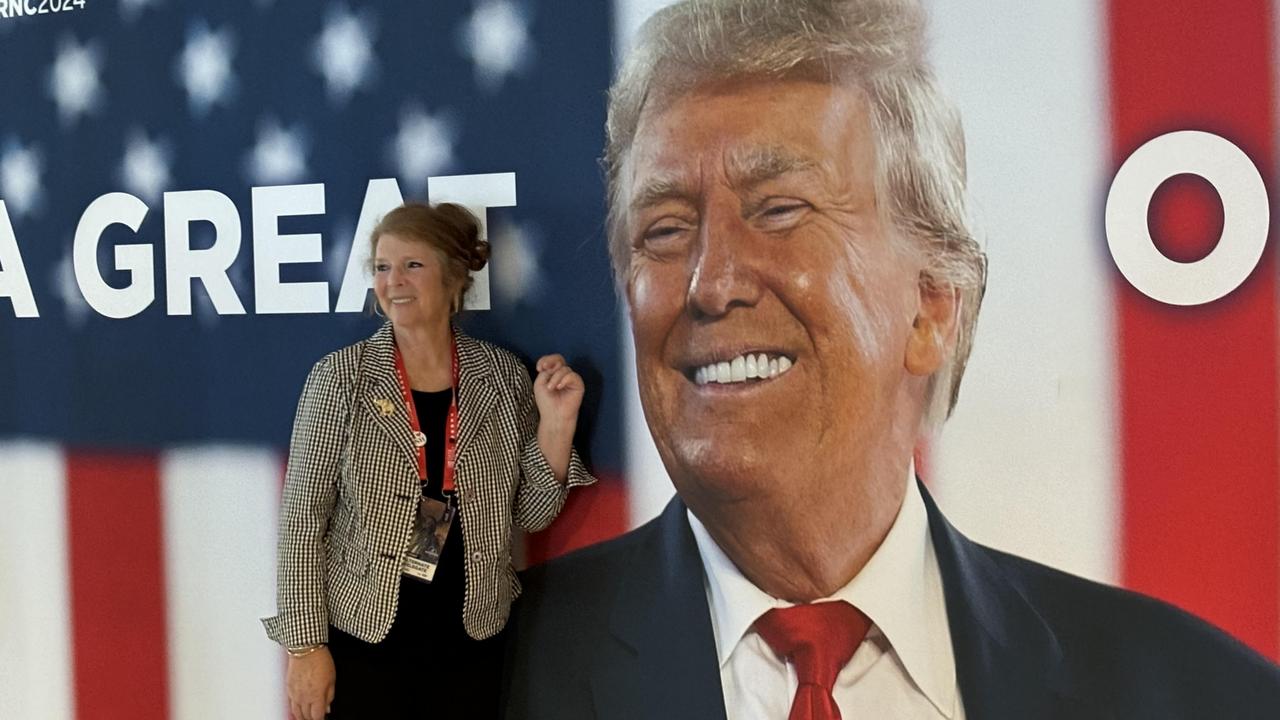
[357,324,497,484]
[920,483,1112,720]
[590,498,728,720]
[453,329,496,467]
[357,322,419,477]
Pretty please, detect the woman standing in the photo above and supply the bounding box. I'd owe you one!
[263,202,595,719]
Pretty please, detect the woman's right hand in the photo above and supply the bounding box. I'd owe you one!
[287,646,335,720]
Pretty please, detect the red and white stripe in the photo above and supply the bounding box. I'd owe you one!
[0,443,624,719]
[0,443,285,719]
[930,0,1280,659]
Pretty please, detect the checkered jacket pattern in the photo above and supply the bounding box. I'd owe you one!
[262,323,596,647]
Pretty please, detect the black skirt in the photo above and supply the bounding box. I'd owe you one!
[326,577,506,719]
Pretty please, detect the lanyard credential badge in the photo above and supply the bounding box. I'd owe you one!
[393,331,463,584]
[402,497,455,583]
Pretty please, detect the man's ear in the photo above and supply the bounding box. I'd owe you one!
[905,277,961,377]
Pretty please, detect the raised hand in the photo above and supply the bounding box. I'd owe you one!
[533,354,584,431]
[532,354,583,483]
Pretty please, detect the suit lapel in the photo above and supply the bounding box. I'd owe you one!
[357,323,419,476]
[581,486,1109,719]
[590,498,728,720]
[921,483,1112,720]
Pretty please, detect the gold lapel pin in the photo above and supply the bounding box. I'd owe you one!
[374,399,395,417]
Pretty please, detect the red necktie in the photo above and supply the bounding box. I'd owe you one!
[753,601,872,720]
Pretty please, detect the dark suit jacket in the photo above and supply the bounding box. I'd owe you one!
[502,484,1280,719]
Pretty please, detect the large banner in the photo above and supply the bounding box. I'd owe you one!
[2,0,1278,717]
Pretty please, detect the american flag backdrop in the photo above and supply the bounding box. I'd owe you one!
[1,0,1278,718]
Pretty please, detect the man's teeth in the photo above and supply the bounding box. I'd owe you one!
[693,353,792,385]
[391,298,413,304]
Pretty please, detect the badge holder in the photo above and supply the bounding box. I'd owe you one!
[403,494,456,583]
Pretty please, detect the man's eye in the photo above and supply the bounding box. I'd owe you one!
[638,224,691,255]
[759,200,809,220]
[750,199,811,234]
[644,225,682,241]
[407,261,423,268]
[374,264,389,272]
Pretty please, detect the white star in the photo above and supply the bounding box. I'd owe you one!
[48,36,104,126]
[0,140,43,219]
[312,5,376,105]
[460,0,533,92]
[119,0,161,22]
[177,23,235,116]
[52,251,91,327]
[387,106,455,195]
[491,220,543,305]
[245,118,308,185]
[119,130,171,204]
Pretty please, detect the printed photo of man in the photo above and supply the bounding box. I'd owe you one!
[501,1,1280,718]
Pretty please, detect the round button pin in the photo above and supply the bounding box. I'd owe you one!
[413,431,427,447]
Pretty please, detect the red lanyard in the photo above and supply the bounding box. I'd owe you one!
[392,334,460,495]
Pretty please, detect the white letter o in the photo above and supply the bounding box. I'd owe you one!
[1105,130,1269,306]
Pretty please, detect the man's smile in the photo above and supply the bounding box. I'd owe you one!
[687,351,796,386]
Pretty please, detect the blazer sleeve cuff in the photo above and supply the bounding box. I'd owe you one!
[520,436,598,490]
[261,612,329,649]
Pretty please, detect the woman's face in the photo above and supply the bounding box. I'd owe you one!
[372,232,457,330]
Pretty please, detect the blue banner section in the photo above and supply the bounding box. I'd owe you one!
[0,0,622,466]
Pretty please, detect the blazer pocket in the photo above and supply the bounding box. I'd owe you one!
[325,520,371,577]
[505,563,522,601]
[336,535,371,576]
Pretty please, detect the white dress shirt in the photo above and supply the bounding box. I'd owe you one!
[687,469,966,719]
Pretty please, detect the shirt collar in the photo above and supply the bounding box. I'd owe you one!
[687,464,958,716]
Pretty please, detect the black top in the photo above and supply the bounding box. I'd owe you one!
[409,387,465,624]
[416,387,454,501]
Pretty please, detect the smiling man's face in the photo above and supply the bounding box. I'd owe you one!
[624,77,934,507]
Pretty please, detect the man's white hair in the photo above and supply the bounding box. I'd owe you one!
[605,0,987,427]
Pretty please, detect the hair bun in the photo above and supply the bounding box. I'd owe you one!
[434,202,489,272]
[468,240,490,272]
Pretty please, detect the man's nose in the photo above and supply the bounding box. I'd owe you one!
[686,201,762,319]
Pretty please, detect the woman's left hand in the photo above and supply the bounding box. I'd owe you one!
[533,354,584,432]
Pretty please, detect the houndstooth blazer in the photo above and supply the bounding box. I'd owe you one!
[262,322,596,647]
